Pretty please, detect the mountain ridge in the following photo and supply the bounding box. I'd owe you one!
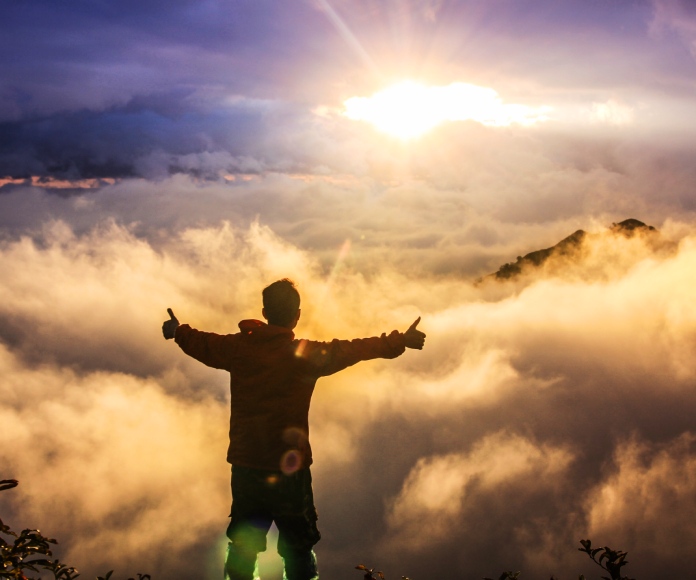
[483,218,662,283]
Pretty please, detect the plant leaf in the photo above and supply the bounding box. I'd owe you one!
[0,480,18,492]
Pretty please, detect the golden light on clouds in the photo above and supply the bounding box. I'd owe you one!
[3,210,696,579]
[342,81,551,139]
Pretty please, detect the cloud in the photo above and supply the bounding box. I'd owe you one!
[0,95,277,180]
[3,0,696,185]
[585,433,696,577]
[590,99,636,126]
[3,1,696,578]
[2,215,696,579]
[651,0,696,57]
[0,0,333,121]
[385,432,573,549]
[587,433,696,537]
[0,345,229,577]
[0,219,354,577]
[5,109,696,262]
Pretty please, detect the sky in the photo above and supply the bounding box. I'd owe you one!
[3,0,696,578]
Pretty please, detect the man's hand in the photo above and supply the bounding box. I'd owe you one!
[404,317,426,350]
[162,308,180,340]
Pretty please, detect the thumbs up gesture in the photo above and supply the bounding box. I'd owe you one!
[404,317,426,350]
[162,308,180,340]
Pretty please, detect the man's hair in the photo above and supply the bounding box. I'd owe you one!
[262,278,301,327]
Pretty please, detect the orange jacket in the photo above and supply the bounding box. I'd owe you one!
[175,320,406,471]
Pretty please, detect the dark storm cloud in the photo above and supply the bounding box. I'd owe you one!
[0,0,330,120]
[0,92,273,179]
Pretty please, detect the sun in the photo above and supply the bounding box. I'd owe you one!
[342,80,551,139]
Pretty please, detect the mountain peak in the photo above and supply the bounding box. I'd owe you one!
[610,218,656,234]
[484,218,663,283]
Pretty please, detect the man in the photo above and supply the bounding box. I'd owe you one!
[162,279,425,580]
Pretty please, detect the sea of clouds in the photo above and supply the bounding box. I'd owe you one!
[2,169,696,579]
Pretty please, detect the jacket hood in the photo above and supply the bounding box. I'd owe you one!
[238,319,295,339]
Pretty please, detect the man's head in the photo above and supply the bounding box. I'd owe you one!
[262,278,301,328]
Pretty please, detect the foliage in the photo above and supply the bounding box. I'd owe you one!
[356,539,636,580]
[0,479,150,580]
[3,475,637,580]
[355,564,410,580]
[483,572,521,580]
[356,564,385,580]
[577,539,634,580]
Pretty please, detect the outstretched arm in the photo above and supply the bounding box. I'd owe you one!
[306,317,426,377]
[162,308,180,340]
[403,316,426,350]
[163,309,239,370]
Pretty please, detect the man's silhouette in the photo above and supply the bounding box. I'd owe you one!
[162,279,425,580]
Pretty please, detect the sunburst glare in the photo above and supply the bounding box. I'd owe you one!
[343,81,551,139]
